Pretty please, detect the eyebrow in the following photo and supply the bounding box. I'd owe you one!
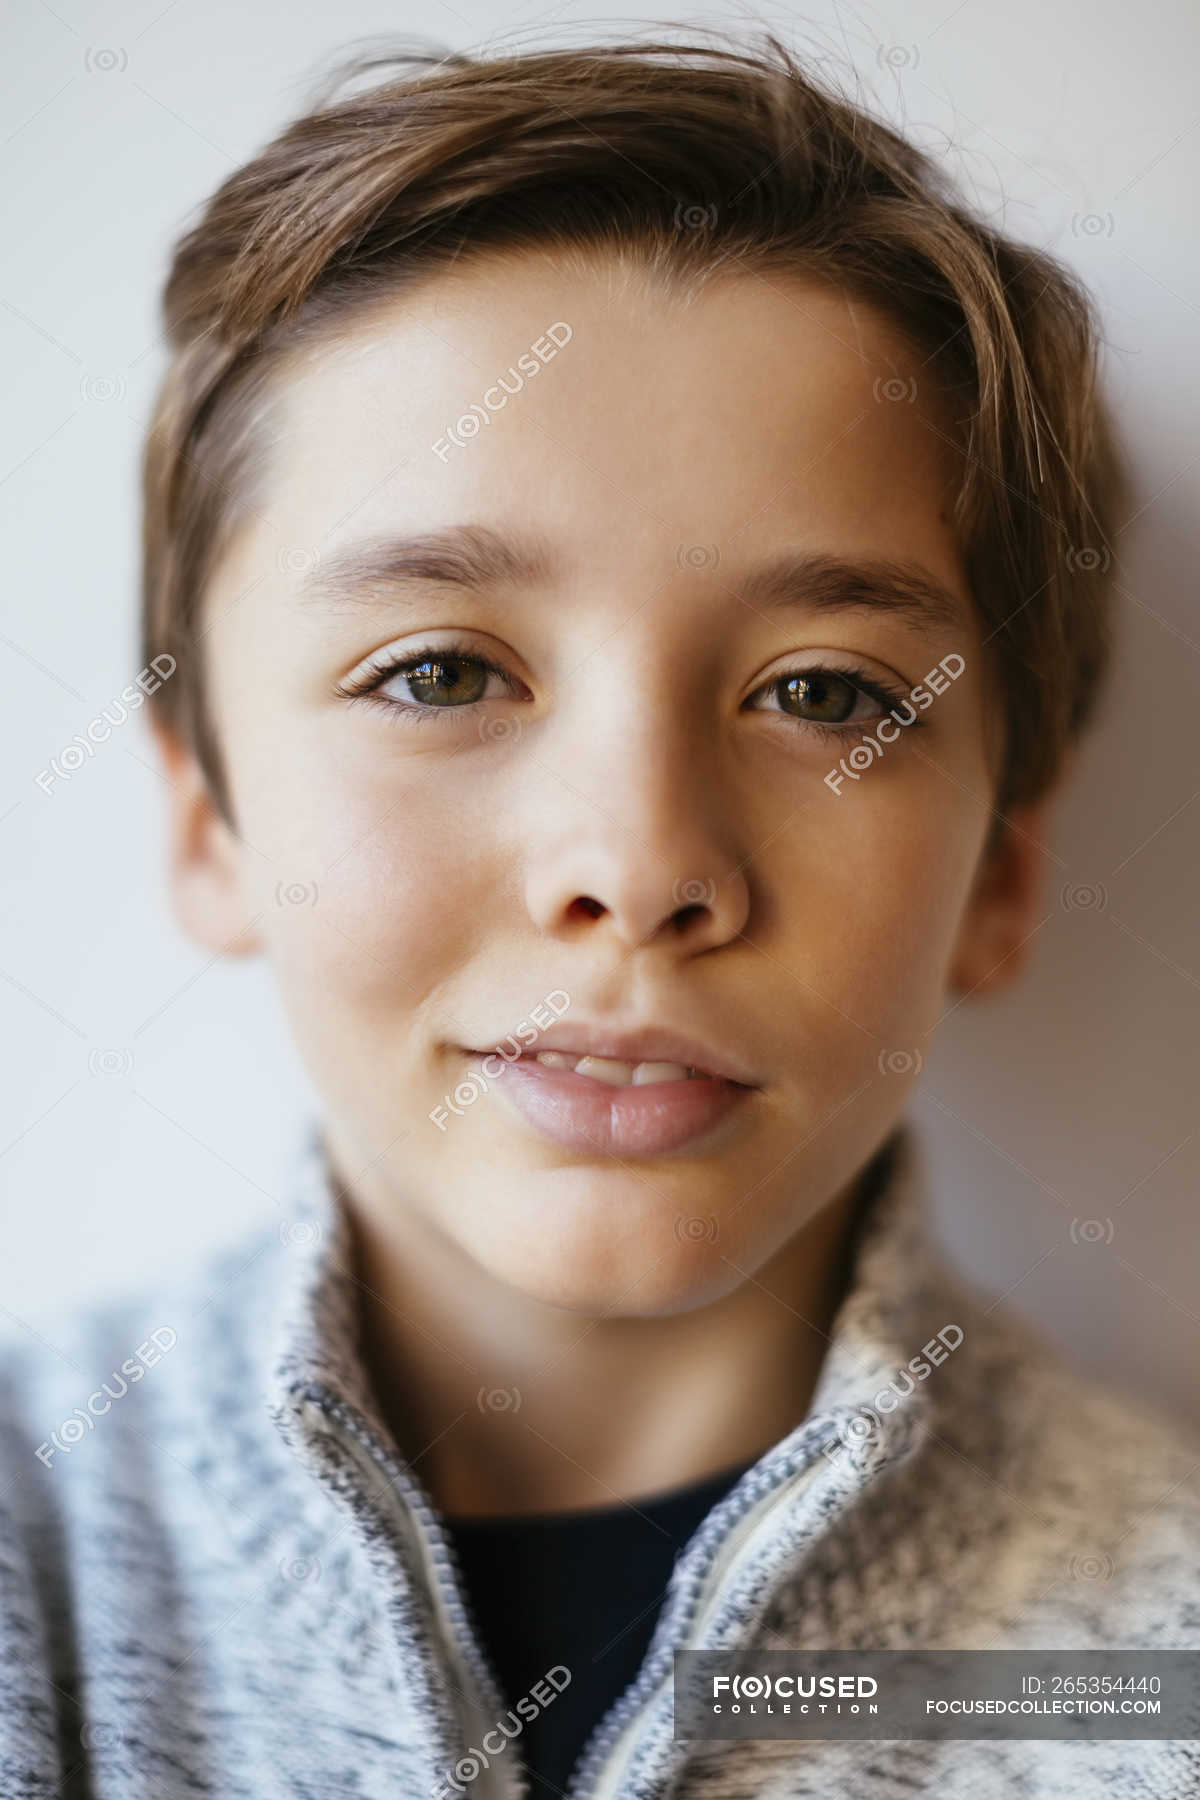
[298,525,557,608]
[298,523,965,641]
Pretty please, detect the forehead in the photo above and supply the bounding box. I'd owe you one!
[253,250,966,593]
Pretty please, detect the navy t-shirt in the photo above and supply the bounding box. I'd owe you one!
[443,1454,757,1795]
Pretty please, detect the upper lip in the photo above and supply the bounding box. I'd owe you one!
[469,1021,761,1086]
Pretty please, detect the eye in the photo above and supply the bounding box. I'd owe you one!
[746,664,915,738]
[387,651,494,708]
[339,639,526,715]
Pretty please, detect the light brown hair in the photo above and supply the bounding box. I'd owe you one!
[140,28,1128,827]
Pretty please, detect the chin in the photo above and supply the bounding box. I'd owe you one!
[511,1259,743,1320]
[461,1185,752,1318]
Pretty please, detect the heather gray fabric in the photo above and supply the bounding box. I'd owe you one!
[0,1118,1197,1798]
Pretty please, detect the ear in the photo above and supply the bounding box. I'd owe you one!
[946,758,1074,998]
[150,719,261,957]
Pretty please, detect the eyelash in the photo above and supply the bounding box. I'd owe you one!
[339,639,921,743]
[340,638,522,727]
[756,664,920,742]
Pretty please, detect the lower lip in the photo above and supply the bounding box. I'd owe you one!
[467,1053,756,1156]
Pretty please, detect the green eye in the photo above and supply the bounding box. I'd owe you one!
[341,637,526,720]
[396,654,491,708]
[774,670,862,724]
[746,663,919,739]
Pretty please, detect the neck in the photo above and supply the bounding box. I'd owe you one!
[333,1149,877,1519]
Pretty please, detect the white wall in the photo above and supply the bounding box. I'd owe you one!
[2,0,1196,1423]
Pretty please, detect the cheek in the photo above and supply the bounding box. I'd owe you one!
[244,822,484,1143]
[771,772,987,1049]
[265,838,471,994]
[227,715,496,1029]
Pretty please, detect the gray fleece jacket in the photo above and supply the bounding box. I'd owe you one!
[0,1119,1197,1798]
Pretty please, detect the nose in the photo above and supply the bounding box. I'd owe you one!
[522,709,752,955]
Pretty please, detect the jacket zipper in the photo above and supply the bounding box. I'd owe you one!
[301,1390,529,1800]
[311,1385,830,1800]
[561,1454,827,1799]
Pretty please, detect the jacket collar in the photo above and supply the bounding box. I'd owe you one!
[258,1115,964,1795]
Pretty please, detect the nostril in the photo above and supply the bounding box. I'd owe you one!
[569,895,606,921]
[671,903,708,933]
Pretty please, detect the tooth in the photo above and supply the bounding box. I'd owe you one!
[632,1061,690,1085]
[534,1053,708,1086]
[572,1055,636,1085]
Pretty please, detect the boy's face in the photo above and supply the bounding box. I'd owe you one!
[163,251,1050,1314]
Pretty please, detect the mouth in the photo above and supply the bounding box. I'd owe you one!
[456,1038,759,1157]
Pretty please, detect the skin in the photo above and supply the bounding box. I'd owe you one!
[154,250,1060,1516]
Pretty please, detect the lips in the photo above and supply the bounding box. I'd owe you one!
[459,1021,760,1155]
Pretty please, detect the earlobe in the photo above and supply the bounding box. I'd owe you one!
[946,790,1061,998]
[151,720,261,957]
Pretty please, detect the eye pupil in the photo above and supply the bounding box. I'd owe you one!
[405,655,488,707]
[778,671,857,723]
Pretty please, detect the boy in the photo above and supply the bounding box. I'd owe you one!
[2,28,1197,1800]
